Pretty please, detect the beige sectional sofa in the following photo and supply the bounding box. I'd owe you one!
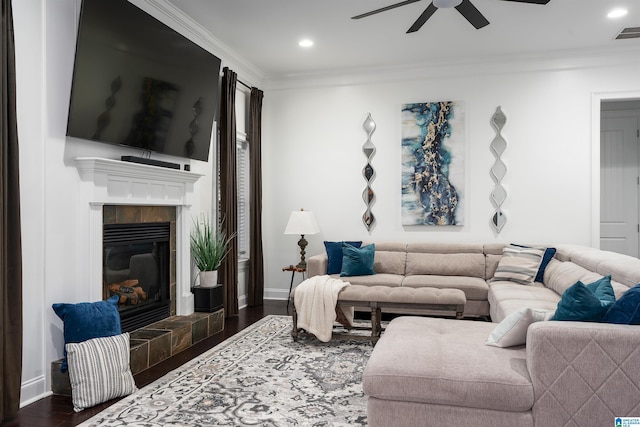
[308,242,494,317]
[307,242,640,426]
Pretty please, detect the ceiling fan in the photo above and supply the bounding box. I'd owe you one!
[352,0,551,32]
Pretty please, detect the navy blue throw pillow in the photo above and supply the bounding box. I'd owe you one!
[52,295,122,372]
[324,241,362,274]
[602,283,640,325]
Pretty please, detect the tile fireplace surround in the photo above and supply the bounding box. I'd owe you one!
[48,158,223,395]
[103,205,177,318]
[74,157,203,316]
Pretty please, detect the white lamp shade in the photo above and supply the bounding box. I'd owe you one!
[284,210,320,235]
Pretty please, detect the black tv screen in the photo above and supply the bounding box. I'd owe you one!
[67,0,222,162]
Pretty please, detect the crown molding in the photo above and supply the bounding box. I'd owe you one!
[130,0,265,88]
[263,45,640,91]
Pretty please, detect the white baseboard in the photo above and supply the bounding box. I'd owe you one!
[238,293,247,310]
[264,287,290,301]
[20,375,49,407]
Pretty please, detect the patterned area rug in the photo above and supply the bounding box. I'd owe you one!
[79,315,372,426]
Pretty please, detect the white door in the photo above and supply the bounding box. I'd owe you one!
[600,116,639,257]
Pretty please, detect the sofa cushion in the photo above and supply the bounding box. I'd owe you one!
[340,243,375,277]
[485,254,502,280]
[595,257,640,288]
[488,281,561,307]
[543,259,602,297]
[491,298,559,323]
[567,249,640,287]
[373,250,407,276]
[363,317,533,412]
[553,243,599,262]
[324,241,362,274]
[483,243,505,256]
[491,245,544,285]
[488,281,561,323]
[405,253,485,278]
[486,307,555,348]
[406,242,484,254]
[401,275,489,301]
[602,283,640,324]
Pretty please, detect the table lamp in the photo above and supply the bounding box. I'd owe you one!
[284,208,320,269]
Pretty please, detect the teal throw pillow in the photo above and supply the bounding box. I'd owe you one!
[551,276,615,322]
[52,295,122,373]
[602,283,640,324]
[324,241,362,274]
[340,243,375,277]
[585,275,615,307]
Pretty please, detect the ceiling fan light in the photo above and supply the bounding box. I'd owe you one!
[433,0,463,8]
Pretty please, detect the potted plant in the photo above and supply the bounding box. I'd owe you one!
[190,217,234,288]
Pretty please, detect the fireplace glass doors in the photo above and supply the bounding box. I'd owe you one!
[103,222,171,332]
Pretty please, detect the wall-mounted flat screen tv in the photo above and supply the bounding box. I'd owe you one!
[66,0,222,162]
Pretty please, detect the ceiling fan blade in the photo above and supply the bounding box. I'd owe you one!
[499,0,550,4]
[455,0,489,29]
[407,3,438,33]
[351,0,423,20]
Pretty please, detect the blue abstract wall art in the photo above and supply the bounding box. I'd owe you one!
[401,101,465,226]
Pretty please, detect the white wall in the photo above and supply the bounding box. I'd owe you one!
[14,0,261,406]
[13,0,46,406]
[261,55,640,299]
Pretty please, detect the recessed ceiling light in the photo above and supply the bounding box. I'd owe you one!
[298,39,314,48]
[608,8,628,19]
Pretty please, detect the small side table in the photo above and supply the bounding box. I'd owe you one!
[283,265,306,312]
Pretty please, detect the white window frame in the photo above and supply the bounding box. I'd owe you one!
[236,131,250,261]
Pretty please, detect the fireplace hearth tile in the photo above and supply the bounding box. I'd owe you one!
[180,312,210,343]
[129,339,149,375]
[146,319,193,355]
[208,309,225,336]
[130,329,172,367]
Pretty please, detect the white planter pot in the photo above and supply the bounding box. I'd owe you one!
[199,270,219,288]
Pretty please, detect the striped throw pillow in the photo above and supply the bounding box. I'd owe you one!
[492,245,545,285]
[66,333,137,412]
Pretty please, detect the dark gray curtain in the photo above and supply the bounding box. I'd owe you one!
[219,67,238,317]
[247,88,264,306]
[1,0,22,421]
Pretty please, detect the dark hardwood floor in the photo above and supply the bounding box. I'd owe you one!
[3,300,289,427]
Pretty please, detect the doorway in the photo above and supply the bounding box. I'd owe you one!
[600,100,640,258]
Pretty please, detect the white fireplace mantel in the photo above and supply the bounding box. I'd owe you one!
[74,157,202,206]
[74,157,204,316]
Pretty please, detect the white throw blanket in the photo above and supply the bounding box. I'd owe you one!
[294,275,354,342]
